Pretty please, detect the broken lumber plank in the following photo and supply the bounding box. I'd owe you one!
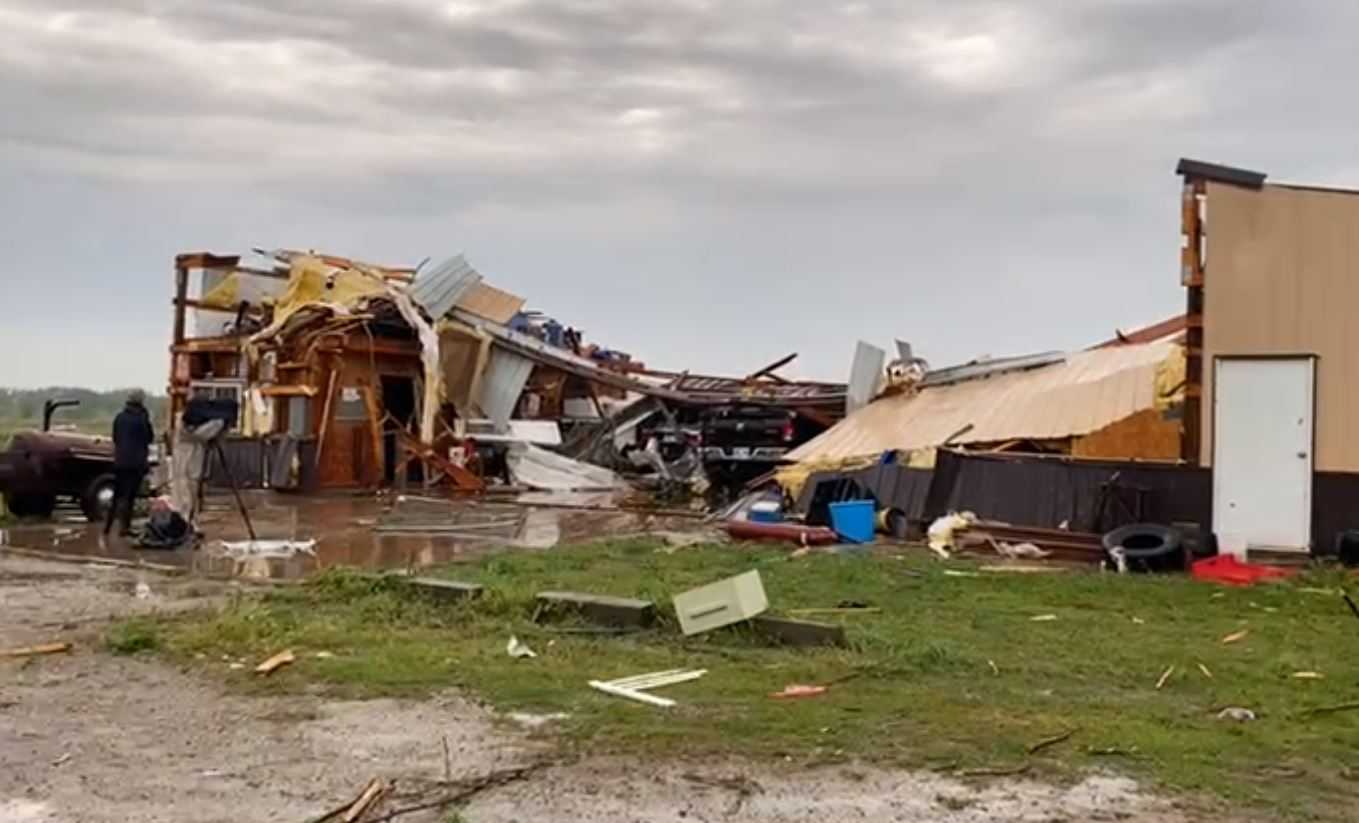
[254,649,296,676]
[401,577,484,603]
[1,642,72,658]
[751,615,848,648]
[536,591,656,627]
[343,778,386,823]
[1027,728,1078,755]
[0,545,186,575]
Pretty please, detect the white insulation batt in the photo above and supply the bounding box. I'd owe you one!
[506,444,623,491]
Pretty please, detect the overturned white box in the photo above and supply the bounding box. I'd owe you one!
[673,570,769,636]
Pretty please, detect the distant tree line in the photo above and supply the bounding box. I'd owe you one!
[0,387,168,427]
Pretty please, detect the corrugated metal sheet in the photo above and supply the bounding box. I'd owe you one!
[788,340,1179,463]
[409,255,481,320]
[846,341,886,414]
[449,308,692,403]
[667,373,846,404]
[477,347,535,430]
[456,282,526,325]
[922,351,1065,387]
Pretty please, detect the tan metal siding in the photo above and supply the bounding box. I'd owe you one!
[1202,182,1359,470]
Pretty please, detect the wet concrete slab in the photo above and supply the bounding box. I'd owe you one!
[0,491,708,581]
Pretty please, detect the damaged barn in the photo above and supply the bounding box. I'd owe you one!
[166,249,664,494]
[164,249,842,503]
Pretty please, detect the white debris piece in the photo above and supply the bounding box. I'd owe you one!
[506,635,537,659]
[992,540,1051,560]
[506,443,622,491]
[507,712,570,729]
[216,539,317,558]
[588,669,707,708]
[927,511,977,559]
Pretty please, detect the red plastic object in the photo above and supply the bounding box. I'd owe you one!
[1191,555,1296,587]
[725,520,838,546]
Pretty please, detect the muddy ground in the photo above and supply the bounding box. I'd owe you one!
[0,491,707,580]
[0,554,1193,822]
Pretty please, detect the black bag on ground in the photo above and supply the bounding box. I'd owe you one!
[138,508,191,550]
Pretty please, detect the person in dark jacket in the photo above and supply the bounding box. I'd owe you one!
[105,389,154,537]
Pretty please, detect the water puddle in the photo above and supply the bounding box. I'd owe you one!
[2,490,706,580]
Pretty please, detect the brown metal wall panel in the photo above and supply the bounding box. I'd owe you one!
[1203,182,1359,470]
[204,437,265,489]
[923,450,1212,534]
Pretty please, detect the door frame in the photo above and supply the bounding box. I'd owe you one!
[1210,353,1317,552]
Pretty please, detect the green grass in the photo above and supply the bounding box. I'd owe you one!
[106,617,163,655]
[116,540,1359,820]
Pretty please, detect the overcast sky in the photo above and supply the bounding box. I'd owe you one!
[2,0,1356,390]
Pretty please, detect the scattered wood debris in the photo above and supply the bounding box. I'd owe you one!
[1029,614,1058,622]
[957,764,1030,778]
[1220,630,1249,644]
[1,642,71,658]
[987,659,1000,676]
[1216,707,1256,722]
[682,772,764,814]
[1291,671,1324,680]
[357,763,547,823]
[589,669,707,708]
[1198,663,1214,679]
[1297,701,1359,718]
[1343,592,1359,623]
[1155,666,1176,690]
[1027,728,1078,755]
[343,778,388,823]
[1087,745,1139,757]
[979,565,1063,574]
[254,649,296,676]
[787,607,881,616]
[769,684,828,699]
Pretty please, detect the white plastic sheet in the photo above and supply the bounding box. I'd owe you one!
[506,444,622,491]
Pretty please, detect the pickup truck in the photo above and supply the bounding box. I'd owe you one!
[0,400,127,521]
[699,404,827,503]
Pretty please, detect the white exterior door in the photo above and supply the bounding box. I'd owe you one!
[1213,357,1314,555]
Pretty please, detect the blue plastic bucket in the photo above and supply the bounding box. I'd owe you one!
[828,500,876,544]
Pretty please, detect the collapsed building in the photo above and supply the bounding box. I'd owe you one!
[165,249,846,496]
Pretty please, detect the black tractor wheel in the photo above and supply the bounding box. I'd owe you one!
[80,473,118,523]
[4,492,57,519]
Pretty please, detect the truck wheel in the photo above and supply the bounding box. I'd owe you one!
[4,492,56,519]
[80,474,118,523]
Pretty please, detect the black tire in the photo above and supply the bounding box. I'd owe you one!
[1102,523,1185,573]
[80,473,118,523]
[4,492,56,519]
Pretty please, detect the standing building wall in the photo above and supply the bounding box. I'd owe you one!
[1201,181,1359,472]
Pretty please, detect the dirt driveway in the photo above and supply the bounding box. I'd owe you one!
[0,553,1190,822]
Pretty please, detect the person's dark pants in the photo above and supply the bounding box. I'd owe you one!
[104,467,145,536]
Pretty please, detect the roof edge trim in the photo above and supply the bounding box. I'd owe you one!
[1175,158,1267,189]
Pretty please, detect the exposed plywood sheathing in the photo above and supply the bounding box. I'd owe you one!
[1071,408,1182,460]
[456,282,526,325]
[1200,181,1359,471]
[788,341,1180,463]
